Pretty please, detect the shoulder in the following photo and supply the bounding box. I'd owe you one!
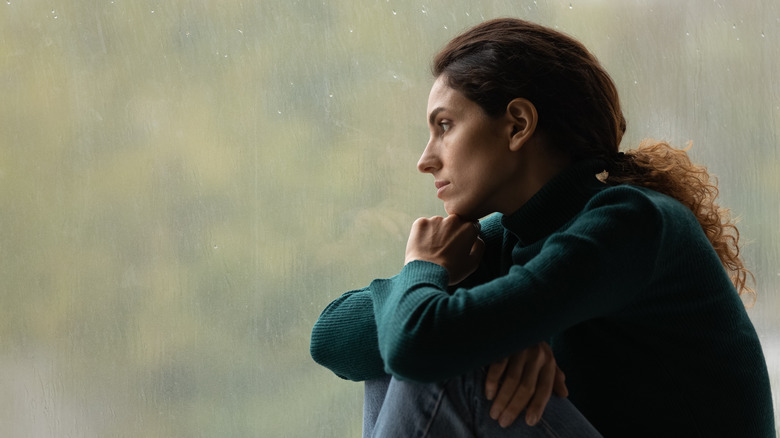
[588,184,691,218]
[581,184,702,237]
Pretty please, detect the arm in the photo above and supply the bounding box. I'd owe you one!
[309,214,506,381]
[310,287,386,381]
[371,187,663,382]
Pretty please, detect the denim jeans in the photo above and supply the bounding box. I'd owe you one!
[363,369,603,438]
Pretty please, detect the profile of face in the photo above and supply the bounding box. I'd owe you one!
[418,76,531,220]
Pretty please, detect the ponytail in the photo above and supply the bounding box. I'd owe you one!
[607,140,754,300]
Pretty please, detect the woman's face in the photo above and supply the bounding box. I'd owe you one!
[418,77,523,220]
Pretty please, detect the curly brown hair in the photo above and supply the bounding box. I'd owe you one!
[613,141,754,299]
[433,18,754,298]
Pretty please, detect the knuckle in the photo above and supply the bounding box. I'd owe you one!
[505,368,523,380]
[517,381,536,393]
[501,376,520,389]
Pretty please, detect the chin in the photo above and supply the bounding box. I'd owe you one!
[445,206,481,221]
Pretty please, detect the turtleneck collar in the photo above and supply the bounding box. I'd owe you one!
[500,159,608,245]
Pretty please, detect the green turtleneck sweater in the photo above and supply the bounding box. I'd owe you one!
[310,160,775,437]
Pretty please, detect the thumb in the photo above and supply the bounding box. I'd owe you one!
[470,237,486,262]
[553,367,569,398]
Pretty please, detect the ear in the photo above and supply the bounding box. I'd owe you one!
[505,98,538,152]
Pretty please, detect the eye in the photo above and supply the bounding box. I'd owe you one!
[438,120,451,133]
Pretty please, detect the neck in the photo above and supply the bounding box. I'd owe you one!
[502,139,572,214]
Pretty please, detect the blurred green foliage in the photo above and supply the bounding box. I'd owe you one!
[1,1,777,436]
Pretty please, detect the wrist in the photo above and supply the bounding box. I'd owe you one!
[400,259,450,286]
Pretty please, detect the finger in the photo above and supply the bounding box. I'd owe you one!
[489,354,525,422]
[496,350,547,428]
[444,215,478,237]
[485,358,508,401]
[524,357,557,426]
[553,366,569,398]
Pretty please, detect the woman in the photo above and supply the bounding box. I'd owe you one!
[310,18,775,437]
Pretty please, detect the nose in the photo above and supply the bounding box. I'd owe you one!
[417,138,440,174]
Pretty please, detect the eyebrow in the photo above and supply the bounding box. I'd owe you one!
[428,107,445,127]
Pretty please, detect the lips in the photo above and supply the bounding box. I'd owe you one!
[435,180,450,198]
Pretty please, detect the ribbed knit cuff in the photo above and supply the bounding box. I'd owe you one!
[399,260,450,286]
[369,260,449,315]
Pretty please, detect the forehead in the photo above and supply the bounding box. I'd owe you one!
[427,76,467,115]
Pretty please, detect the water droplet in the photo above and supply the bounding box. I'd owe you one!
[392,9,397,15]
[633,80,638,85]
[213,245,218,249]
[328,93,333,98]
[349,28,353,33]
[151,9,155,13]
[277,110,282,115]
[761,32,765,38]
[569,3,573,9]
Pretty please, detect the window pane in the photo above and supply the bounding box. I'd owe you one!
[1,1,777,436]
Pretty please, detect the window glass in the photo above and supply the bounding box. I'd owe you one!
[1,1,777,436]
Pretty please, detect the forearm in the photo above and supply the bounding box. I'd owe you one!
[310,288,387,381]
[371,261,544,382]
[371,188,661,382]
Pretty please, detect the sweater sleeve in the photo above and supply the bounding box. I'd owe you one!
[370,187,664,382]
[310,287,387,381]
[309,214,506,381]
